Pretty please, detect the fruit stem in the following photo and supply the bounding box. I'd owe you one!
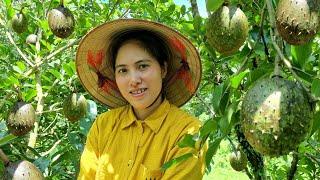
[19,6,25,14]
[273,55,281,76]
[0,149,10,166]
[227,136,238,155]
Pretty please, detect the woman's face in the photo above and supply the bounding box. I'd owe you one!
[115,41,167,110]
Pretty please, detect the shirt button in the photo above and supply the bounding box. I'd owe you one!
[127,160,133,167]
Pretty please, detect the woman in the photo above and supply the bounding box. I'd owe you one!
[76,19,205,179]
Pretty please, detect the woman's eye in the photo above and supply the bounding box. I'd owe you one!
[118,69,127,74]
[139,64,149,69]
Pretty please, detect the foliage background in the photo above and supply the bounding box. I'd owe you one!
[0,0,319,179]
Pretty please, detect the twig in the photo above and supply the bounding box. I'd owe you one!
[270,30,316,101]
[195,93,215,116]
[227,136,237,153]
[41,126,68,157]
[244,167,253,179]
[106,0,121,20]
[287,151,299,180]
[25,38,81,76]
[307,141,320,154]
[35,108,62,115]
[0,149,10,166]
[40,139,63,157]
[43,79,60,97]
[304,153,320,164]
[5,31,35,67]
[119,0,136,18]
[266,0,276,28]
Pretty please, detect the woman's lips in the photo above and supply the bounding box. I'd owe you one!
[130,88,147,97]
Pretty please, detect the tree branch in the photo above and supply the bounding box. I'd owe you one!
[0,18,35,67]
[287,152,299,180]
[189,0,200,18]
[25,38,81,76]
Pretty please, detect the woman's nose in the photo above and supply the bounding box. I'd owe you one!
[129,72,142,86]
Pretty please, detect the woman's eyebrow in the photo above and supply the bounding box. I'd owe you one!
[115,59,152,69]
[135,59,151,64]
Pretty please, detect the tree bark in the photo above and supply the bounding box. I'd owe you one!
[235,124,266,180]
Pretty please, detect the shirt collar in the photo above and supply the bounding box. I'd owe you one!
[121,99,170,133]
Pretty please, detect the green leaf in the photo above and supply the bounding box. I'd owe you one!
[16,61,26,72]
[311,78,320,98]
[205,137,222,167]
[230,69,249,89]
[0,134,17,147]
[24,89,37,102]
[212,83,224,112]
[178,134,195,148]
[206,0,224,13]
[7,75,19,85]
[310,111,320,136]
[180,5,186,15]
[49,69,62,80]
[291,42,312,68]
[161,153,193,171]
[63,63,75,77]
[200,117,218,138]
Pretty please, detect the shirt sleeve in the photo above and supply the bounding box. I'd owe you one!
[161,121,207,180]
[77,116,100,179]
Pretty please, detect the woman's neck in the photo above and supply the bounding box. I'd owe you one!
[133,96,163,120]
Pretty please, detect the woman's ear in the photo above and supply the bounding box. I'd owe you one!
[161,62,168,79]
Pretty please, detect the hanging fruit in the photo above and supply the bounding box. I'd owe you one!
[26,34,37,44]
[276,0,319,45]
[6,101,36,136]
[48,0,75,38]
[241,76,313,156]
[3,160,44,179]
[229,149,248,171]
[11,8,28,34]
[206,3,249,55]
[63,93,87,122]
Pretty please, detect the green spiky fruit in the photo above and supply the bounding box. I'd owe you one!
[276,0,319,45]
[11,13,28,33]
[48,5,75,38]
[63,93,87,122]
[229,149,248,171]
[206,5,249,55]
[241,76,313,156]
[6,102,35,136]
[4,160,44,180]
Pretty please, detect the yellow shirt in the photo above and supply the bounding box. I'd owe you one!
[78,99,206,180]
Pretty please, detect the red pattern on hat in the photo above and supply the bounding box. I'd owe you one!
[87,49,104,71]
[87,50,119,94]
[168,37,194,93]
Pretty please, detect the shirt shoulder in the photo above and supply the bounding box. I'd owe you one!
[94,105,129,131]
[166,104,201,135]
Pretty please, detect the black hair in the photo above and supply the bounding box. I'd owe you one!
[108,29,172,71]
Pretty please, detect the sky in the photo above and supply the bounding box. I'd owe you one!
[173,0,207,17]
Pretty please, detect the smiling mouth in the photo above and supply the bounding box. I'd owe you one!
[130,88,147,95]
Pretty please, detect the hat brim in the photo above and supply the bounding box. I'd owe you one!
[76,19,202,108]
